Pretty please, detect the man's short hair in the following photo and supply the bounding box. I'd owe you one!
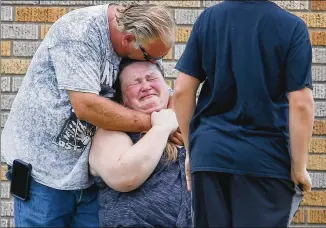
[115,3,175,46]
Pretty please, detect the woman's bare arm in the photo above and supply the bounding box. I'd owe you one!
[89,124,172,192]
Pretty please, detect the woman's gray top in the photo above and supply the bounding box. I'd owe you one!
[95,132,192,227]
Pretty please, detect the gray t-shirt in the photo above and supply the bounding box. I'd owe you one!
[1,4,121,190]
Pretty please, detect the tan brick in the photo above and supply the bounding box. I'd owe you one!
[294,12,326,28]
[165,79,174,88]
[149,1,200,7]
[163,48,173,60]
[1,165,8,181]
[308,209,326,224]
[291,209,305,224]
[16,7,67,23]
[1,59,31,75]
[1,41,10,56]
[309,138,326,153]
[175,27,192,43]
[68,7,80,12]
[310,31,326,46]
[311,1,326,11]
[302,191,326,206]
[313,120,326,135]
[308,155,326,171]
[40,24,52,39]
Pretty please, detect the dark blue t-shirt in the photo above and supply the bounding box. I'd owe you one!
[175,0,312,180]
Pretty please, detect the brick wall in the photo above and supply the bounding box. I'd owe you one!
[1,0,325,227]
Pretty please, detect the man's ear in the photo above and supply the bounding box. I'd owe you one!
[122,34,137,48]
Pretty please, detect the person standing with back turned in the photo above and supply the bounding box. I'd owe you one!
[173,0,314,227]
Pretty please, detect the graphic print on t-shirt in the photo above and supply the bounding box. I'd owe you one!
[101,60,118,87]
[52,110,96,152]
[100,60,119,99]
[100,84,116,99]
[52,60,119,153]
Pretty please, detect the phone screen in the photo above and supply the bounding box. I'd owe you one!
[10,160,31,201]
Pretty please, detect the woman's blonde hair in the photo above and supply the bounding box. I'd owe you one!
[163,141,178,164]
[140,132,178,164]
[115,2,175,46]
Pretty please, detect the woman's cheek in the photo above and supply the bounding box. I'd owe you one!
[127,87,140,99]
[151,82,163,92]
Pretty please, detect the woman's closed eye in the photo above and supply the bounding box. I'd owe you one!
[128,81,141,88]
[148,77,158,81]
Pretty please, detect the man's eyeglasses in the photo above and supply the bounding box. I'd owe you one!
[138,45,165,64]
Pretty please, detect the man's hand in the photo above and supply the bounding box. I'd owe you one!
[291,167,312,193]
[169,128,184,146]
[185,150,191,191]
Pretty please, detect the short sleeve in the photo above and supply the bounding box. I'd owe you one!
[285,20,313,92]
[49,41,102,94]
[175,18,206,82]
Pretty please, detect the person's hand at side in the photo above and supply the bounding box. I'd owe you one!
[291,166,312,193]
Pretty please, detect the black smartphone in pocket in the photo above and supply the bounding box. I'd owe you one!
[10,159,32,201]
